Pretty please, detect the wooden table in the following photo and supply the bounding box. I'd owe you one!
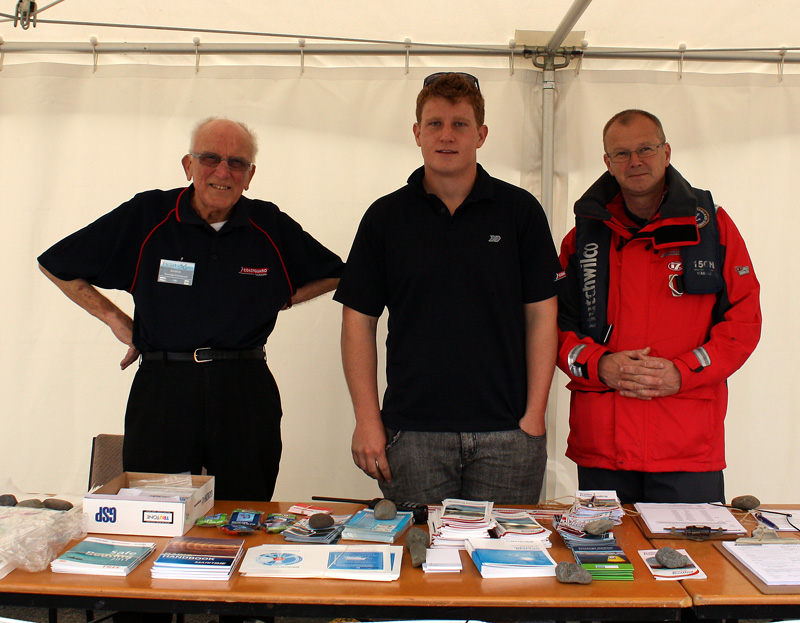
[0,501,690,621]
[652,504,800,621]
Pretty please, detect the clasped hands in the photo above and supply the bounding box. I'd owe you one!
[598,347,681,400]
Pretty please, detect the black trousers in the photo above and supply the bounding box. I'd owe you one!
[577,467,725,504]
[122,357,283,502]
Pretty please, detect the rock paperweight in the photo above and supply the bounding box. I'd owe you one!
[655,546,689,569]
[556,561,593,584]
[405,526,429,567]
[584,518,615,535]
[17,498,45,508]
[731,495,760,511]
[308,513,334,530]
[373,499,397,520]
[43,498,74,511]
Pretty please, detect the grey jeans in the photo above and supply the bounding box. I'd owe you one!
[378,428,547,505]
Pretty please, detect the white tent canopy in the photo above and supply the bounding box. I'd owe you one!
[0,0,794,503]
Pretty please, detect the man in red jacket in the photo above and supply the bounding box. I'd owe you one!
[557,109,761,503]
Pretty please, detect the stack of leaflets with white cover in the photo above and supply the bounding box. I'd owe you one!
[570,490,624,524]
[491,508,552,546]
[553,491,623,550]
[428,499,495,549]
[341,509,413,543]
[151,536,244,580]
[465,538,557,578]
[282,514,350,544]
[51,537,156,576]
[239,543,402,581]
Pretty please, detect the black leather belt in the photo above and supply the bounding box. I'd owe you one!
[141,347,265,363]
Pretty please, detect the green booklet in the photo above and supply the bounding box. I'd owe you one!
[51,536,156,576]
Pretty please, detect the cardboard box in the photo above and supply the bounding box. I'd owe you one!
[83,472,214,537]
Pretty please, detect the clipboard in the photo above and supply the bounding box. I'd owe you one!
[632,513,742,541]
[714,541,800,594]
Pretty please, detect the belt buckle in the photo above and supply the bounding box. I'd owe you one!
[193,347,213,363]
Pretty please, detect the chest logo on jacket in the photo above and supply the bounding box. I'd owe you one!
[239,267,270,276]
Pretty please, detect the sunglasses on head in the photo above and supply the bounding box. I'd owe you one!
[423,72,480,91]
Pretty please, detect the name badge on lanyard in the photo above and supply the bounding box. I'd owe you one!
[158,259,195,286]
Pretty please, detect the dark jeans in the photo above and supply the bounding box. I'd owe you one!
[577,467,725,504]
[379,428,547,505]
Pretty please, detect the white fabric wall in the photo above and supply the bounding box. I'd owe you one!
[0,61,794,503]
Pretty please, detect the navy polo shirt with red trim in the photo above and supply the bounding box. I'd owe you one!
[39,186,344,352]
[334,165,561,432]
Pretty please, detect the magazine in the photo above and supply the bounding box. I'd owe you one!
[151,536,244,580]
[51,537,155,576]
[465,538,557,578]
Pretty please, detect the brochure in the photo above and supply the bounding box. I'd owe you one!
[638,549,707,580]
[51,537,156,576]
[465,538,557,578]
[239,543,401,581]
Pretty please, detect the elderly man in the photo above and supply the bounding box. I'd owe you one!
[39,117,343,502]
[557,109,761,503]
[335,73,561,505]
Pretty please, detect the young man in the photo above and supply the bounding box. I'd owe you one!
[335,73,561,505]
[557,109,762,503]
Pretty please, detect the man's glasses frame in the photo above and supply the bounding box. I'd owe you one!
[423,72,480,91]
[188,152,254,172]
[605,142,666,163]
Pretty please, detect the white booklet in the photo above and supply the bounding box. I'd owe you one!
[239,543,401,581]
[638,549,707,580]
[422,548,462,573]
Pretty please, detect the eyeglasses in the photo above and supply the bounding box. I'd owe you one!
[423,72,480,91]
[606,142,666,163]
[189,152,254,172]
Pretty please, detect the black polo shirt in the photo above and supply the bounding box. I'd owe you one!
[39,186,344,352]
[334,165,560,432]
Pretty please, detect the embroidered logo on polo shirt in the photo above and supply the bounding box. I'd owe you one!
[239,267,269,276]
[488,235,501,243]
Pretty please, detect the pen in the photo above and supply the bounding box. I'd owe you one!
[755,512,780,530]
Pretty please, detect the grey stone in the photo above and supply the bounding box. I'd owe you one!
[43,498,74,511]
[405,527,429,567]
[0,494,17,507]
[584,518,615,535]
[731,495,760,511]
[655,546,690,568]
[373,499,397,520]
[556,561,593,584]
[308,513,334,530]
[16,499,44,508]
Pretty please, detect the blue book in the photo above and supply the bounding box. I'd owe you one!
[341,509,413,543]
[51,537,156,576]
[466,538,557,578]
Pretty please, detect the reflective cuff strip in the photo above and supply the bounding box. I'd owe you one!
[691,347,711,371]
[568,344,588,378]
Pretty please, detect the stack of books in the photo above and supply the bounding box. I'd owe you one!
[51,537,156,576]
[491,508,552,546]
[239,543,402,581]
[282,514,350,544]
[341,509,413,543]
[571,543,634,581]
[428,499,495,549]
[553,490,632,581]
[151,536,245,580]
[465,538,557,578]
